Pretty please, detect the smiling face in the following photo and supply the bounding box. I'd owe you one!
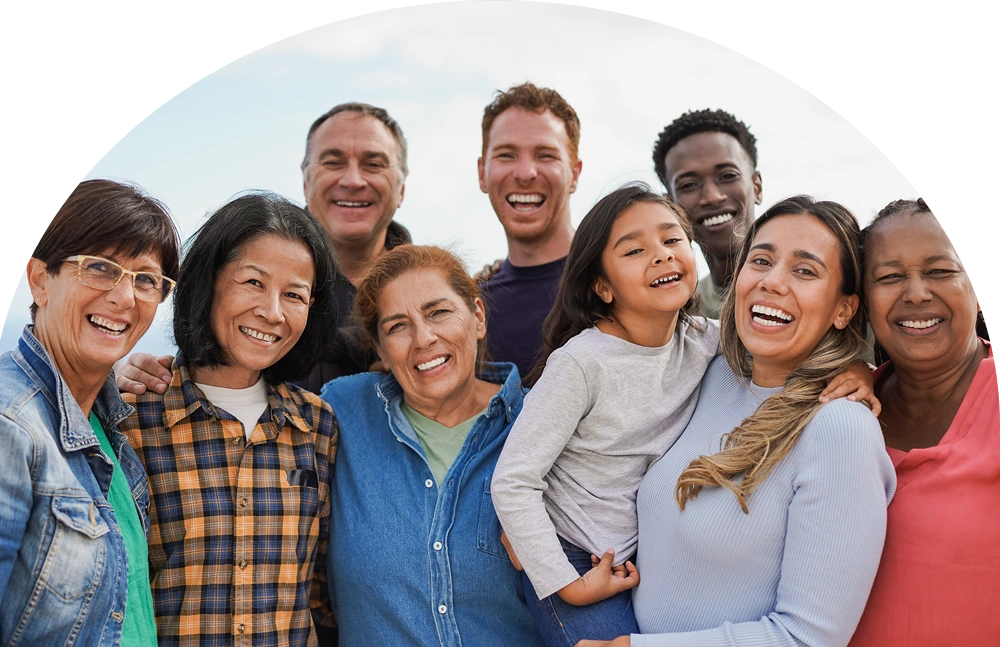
[663,131,762,260]
[29,251,163,380]
[302,111,406,250]
[864,212,979,368]
[734,214,858,386]
[478,107,582,244]
[375,268,486,412]
[207,234,315,388]
[594,201,698,329]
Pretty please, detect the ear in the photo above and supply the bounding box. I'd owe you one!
[833,293,860,329]
[752,171,763,205]
[27,258,51,310]
[375,341,391,372]
[472,297,487,340]
[477,157,488,194]
[568,158,583,194]
[396,180,406,208]
[593,276,614,305]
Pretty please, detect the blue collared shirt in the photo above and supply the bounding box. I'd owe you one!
[0,325,150,647]
[321,362,544,647]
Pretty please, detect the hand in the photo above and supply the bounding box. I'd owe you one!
[819,359,881,417]
[115,353,174,395]
[500,530,523,571]
[473,258,504,283]
[575,637,631,647]
[556,549,639,606]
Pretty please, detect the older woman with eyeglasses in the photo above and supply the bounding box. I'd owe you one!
[0,179,180,647]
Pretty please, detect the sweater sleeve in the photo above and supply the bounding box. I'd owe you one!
[491,349,593,599]
[632,400,896,647]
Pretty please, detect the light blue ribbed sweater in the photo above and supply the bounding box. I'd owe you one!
[631,356,896,647]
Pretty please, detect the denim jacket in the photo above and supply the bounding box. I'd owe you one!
[320,362,544,647]
[0,326,150,647]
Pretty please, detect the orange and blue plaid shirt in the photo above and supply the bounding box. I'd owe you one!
[121,354,337,647]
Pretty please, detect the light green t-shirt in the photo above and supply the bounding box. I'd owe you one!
[401,403,484,485]
[89,412,158,647]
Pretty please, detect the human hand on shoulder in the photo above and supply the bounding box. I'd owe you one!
[116,353,174,395]
[473,258,504,283]
[819,358,881,417]
[556,549,639,606]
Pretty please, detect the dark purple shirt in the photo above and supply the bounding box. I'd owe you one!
[480,257,566,379]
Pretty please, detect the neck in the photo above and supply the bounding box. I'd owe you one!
[506,221,574,267]
[596,308,679,348]
[336,228,389,285]
[403,377,500,428]
[190,364,262,390]
[750,361,790,388]
[704,249,738,288]
[888,337,986,406]
[34,324,107,418]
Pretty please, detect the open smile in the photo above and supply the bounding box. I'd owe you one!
[88,314,130,337]
[751,304,794,327]
[896,317,944,333]
[697,211,736,229]
[506,193,545,212]
[333,200,373,208]
[239,326,280,343]
[649,273,681,288]
[415,355,450,372]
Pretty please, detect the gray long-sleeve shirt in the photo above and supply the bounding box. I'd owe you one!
[491,319,719,599]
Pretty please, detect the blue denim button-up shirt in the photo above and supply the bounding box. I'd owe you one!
[321,363,544,647]
[0,326,150,647]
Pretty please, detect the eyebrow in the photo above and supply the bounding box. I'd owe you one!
[749,242,828,269]
[613,222,680,249]
[317,148,392,164]
[378,298,454,326]
[673,162,739,182]
[871,255,958,271]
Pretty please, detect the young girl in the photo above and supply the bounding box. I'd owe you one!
[491,183,873,646]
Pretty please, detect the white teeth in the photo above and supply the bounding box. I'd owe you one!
[240,326,277,342]
[89,315,127,334]
[751,305,793,326]
[417,356,447,371]
[507,194,543,204]
[700,212,735,227]
[650,274,680,287]
[898,318,943,330]
[334,200,371,207]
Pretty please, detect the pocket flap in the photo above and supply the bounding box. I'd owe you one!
[51,496,111,539]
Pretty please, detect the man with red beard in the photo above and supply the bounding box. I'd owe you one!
[652,109,763,318]
[477,82,583,379]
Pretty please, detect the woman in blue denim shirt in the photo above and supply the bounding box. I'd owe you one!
[0,179,180,647]
[320,245,544,647]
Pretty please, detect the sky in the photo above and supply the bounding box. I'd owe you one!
[0,2,916,357]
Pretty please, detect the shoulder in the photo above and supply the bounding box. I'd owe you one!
[679,316,721,354]
[319,371,385,406]
[799,399,888,466]
[277,381,335,419]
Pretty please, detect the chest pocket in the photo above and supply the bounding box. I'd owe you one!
[42,495,110,601]
[476,476,510,559]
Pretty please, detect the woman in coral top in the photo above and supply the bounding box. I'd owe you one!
[850,198,998,646]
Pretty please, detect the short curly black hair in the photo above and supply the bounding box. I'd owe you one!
[652,109,758,191]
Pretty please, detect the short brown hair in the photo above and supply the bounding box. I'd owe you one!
[481,82,581,160]
[352,245,487,370]
[31,179,181,320]
[301,102,409,177]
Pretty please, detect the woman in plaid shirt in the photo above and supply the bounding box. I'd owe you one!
[120,193,339,647]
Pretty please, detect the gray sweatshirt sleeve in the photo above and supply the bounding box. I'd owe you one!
[631,400,895,647]
[491,349,593,599]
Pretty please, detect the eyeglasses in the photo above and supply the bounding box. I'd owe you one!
[63,255,177,303]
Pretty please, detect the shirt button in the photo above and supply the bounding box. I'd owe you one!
[111,611,123,622]
[433,541,442,551]
[238,623,245,634]
[239,559,248,569]
[438,604,447,614]
[425,479,433,488]
[240,497,248,508]
[233,436,240,445]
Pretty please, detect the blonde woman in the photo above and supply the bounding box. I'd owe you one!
[580,196,896,647]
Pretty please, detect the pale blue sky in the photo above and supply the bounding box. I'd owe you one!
[1,2,915,357]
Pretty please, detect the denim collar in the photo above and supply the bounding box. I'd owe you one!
[375,361,524,424]
[12,325,133,452]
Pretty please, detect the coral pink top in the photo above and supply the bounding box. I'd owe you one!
[850,342,1000,646]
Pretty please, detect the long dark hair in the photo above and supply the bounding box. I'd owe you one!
[526,181,701,386]
[173,192,338,384]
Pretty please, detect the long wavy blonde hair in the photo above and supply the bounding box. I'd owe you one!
[675,196,866,514]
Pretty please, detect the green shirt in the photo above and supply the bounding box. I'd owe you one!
[401,403,484,485]
[89,412,158,647]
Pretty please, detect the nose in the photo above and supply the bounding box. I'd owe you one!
[699,181,726,207]
[106,274,137,310]
[651,247,675,265]
[254,290,285,324]
[901,275,933,305]
[338,159,366,189]
[758,267,788,295]
[412,318,438,348]
[513,156,537,184]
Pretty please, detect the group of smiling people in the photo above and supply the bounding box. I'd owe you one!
[0,102,997,647]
